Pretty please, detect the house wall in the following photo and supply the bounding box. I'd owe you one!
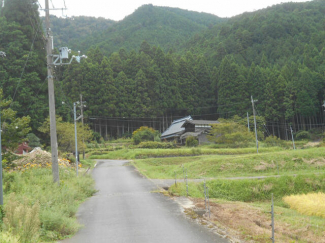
[184,123,195,132]
[198,133,211,145]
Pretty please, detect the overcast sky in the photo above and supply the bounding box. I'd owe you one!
[46,0,312,21]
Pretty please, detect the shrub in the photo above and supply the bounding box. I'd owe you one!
[132,126,160,145]
[265,135,286,147]
[208,121,255,146]
[185,136,198,147]
[295,130,311,140]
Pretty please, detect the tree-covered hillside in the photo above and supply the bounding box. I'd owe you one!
[57,0,325,139]
[64,4,225,55]
[183,0,325,67]
[0,0,48,130]
[1,0,325,141]
[47,15,115,50]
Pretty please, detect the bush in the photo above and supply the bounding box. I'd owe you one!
[295,130,311,140]
[132,126,160,145]
[185,136,198,147]
[265,135,286,147]
[137,141,176,149]
[208,121,255,146]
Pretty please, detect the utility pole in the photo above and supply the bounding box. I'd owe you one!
[247,112,250,132]
[251,96,258,154]
[74,102,79,176]
[290,126,296,150]
[45,0,59,184]
[0,51,4,205]
[0,105,2,205]
[80,94,85,159]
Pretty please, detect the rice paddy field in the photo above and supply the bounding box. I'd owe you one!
[87,141,325,242]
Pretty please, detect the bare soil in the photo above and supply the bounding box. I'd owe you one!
[187,198,325,243]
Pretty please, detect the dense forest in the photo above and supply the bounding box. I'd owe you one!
[0,0,325,142]
[51,4,225,55]
[48,15,115,50]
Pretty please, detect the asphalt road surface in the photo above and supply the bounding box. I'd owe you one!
[60,160,229,243]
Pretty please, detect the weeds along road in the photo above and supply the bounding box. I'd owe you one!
[60,160,229,243]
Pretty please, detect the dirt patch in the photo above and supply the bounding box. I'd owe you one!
[191,198,325,243]
[302,158,325,167]
[254,161,276,171]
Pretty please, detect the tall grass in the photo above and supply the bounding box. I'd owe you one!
[1,167,96,242]
[3,194,40,243]
[283,192,325,218]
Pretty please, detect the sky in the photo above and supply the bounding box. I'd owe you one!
[46,0,312,21]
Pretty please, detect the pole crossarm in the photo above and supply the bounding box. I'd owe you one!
[39,8,67,11]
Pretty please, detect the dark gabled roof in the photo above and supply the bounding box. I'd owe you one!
[161,116,192,139]
[181,120,219,127]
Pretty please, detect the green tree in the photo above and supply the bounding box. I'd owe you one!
[208,120,255,147]
[38,116,93,152]
[0,90,31,151]
[132,126,159,145]
[26,133,41,148]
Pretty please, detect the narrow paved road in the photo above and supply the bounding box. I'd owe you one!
[60,160,229,243]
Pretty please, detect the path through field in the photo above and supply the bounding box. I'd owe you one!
[60,160,229,243]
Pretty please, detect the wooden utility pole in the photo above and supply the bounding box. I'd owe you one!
[45,0,59,184]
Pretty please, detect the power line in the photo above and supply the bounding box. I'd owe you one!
[50,0,55,8]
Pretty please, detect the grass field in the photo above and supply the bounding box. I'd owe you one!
[89,146,285,160]
[132,147,325,179]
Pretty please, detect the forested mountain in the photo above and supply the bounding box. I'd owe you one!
[47,15,116,50]
[183,0,325,67]
[53,4,225,55]
[1,0,325,141]
[57,0,325,139]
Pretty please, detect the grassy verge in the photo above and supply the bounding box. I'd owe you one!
[169,174,325,203]
[89,146,284,160]
[1,167,96,242]
[133,147,325,179]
